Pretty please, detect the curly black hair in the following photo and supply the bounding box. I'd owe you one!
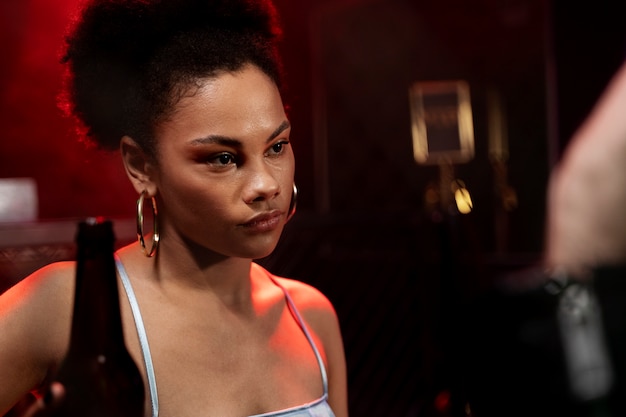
[60,0,283,154]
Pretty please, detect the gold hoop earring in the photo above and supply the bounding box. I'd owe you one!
[287,183,298,222]
[137,190,159,257]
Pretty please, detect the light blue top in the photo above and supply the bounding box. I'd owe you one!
[115,256,335,417]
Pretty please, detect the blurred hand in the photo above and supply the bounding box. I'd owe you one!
[545,61,626,276]
[10,383,65,417]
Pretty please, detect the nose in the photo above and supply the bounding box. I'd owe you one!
[243,161,280,204]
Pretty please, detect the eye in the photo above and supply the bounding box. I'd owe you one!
[208,152,237,166]
[268,140,289,156]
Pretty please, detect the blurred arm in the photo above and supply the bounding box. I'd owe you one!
[545,61,626,276]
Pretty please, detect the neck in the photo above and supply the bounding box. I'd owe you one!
[118,239,255,309]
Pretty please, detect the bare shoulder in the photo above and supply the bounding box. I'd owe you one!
[1,261,75,313]
[252,263,341,333]
[251,264,338,329]
[0,261,75,413]
[1,261,76,314]
[0,260,76,360]
[267,273,342,349]
[275,277,334,310]
[260,270,349,417]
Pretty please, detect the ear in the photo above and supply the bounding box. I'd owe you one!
[120,136,158,196]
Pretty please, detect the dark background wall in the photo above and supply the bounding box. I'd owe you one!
[1,0,625,416]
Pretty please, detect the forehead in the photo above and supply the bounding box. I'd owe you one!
[160,65,287,139]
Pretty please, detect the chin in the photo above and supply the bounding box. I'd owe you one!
[234,238,281,260]
[247,246,279,261]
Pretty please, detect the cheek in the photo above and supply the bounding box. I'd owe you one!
[160,187,237,242]
[157,173,225,219]
[280,150,296,182]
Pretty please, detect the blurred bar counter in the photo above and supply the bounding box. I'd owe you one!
[0,218,135,293]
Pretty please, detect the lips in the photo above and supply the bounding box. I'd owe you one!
[241,210,284,232]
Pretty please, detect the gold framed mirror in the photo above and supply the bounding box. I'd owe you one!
[409,80,475,165]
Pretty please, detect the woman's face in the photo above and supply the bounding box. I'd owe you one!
[151,64,294,260]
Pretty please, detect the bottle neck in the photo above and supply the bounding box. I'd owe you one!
[68,242,126,355]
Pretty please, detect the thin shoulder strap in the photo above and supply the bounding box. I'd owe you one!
[263,269,330,397]
[115,254,159,417]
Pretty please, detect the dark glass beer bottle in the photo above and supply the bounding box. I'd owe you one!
[53,217,145,417]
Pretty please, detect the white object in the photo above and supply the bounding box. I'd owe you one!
[0,178,38,222]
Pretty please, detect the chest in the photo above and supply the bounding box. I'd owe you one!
[120,294,325,417]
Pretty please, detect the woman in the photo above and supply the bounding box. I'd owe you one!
[0,0,348,416]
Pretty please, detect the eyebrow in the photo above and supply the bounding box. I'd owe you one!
[189,120,291,147]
